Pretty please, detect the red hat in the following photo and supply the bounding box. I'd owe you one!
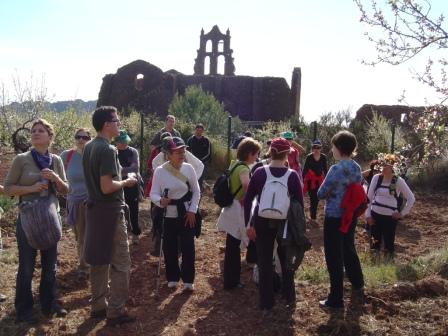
[269,137,290,154]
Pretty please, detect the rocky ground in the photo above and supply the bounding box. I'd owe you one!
[1,154,448,335]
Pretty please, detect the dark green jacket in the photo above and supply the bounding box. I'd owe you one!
[278,199,311,271]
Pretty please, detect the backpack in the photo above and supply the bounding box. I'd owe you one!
[257,166,292,220]
[373,175,404,211]
[213,162,247,208]
[63,149,75,170]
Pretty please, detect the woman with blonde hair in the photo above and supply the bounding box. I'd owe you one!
[217,137,261,290]
[5,119,69,322]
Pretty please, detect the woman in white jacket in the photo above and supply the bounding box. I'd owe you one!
[150,137,200,291]
[366,154,415,259]
[217,138,261,290]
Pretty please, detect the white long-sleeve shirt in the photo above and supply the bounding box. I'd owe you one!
[150,162,200,218]
[152,151,204,178]
[366,174,415,218]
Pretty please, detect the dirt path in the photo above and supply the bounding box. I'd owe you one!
[1,191,448,335]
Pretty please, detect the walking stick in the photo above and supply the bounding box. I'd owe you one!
[155,188,169,297]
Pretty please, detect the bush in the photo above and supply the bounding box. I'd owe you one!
[168,85,244,139]
[41,109,92,152]
[0,196,15,214]
[364,112,405,159]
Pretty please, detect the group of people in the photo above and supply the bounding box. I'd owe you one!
[217,129,415,312]
[0,105,416,325]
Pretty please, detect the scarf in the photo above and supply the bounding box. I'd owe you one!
[31,148,53,170]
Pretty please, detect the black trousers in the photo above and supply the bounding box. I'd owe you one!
[308,188,319,220]
[323,217,364,307]
[124,186,140,235]
[198,163,208,191]
[223,234,241,289]
[162,218,195,284]
[255,219,295,310]
[245,240,257,264]
[371,211,398,254]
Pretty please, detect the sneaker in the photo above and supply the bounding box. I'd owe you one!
[167,281,178,288]
[90,308,107,319]
[183,283,194,291]
[319,299,343,310]
[0,293,6,302]
[106,312,136,326]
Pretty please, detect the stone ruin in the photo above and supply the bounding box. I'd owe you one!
[354,104,425,124]
[97,25,301,121]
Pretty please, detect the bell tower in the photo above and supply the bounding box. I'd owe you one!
[194,25,235,75]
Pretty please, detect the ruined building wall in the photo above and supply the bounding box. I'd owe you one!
[97,60,300,121]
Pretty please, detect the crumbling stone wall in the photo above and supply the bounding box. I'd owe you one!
[354,104,425,124]
[97,60,298,121]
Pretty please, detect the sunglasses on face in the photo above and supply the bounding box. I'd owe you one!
[75,135,91,141]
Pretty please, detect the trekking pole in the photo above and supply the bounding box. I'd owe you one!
[155,188,169,297]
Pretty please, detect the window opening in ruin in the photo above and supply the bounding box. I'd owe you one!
[206,40,212,53]
[218,40,224,52]
[217,55,225,75]
[204,56,211,75]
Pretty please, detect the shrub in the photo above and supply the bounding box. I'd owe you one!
[364,112,405,159]
[168,85,243,139]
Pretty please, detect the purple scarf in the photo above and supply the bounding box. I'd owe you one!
[31,148,53,170]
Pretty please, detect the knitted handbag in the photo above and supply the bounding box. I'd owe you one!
[19,196,62,250]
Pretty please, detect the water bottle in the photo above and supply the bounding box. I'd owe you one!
[40,178,49,197]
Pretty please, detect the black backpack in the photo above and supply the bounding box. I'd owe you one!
[213,162,247,208]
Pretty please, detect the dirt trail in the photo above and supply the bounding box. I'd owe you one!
[1,188,448,335]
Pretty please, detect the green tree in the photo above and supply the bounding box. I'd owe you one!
[168,85,234,137]
[365,112,405,158]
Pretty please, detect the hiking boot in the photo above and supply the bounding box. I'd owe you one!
[90,308,107,319]
[16,311,39,324]
[42,303,68,318]
[106,312,136,326]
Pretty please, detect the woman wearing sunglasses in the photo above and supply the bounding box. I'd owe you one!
[60,128,91,281]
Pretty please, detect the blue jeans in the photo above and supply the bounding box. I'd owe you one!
[15,217,57,318]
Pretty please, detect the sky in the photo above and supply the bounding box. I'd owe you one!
[0,0,446,121]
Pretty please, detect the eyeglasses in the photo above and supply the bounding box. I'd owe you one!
[75,135,91,141]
